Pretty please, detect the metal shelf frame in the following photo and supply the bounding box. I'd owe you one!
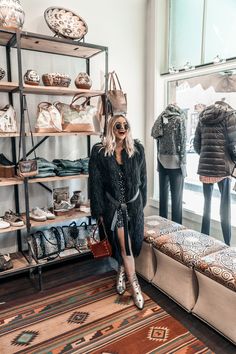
[0,28,109,288]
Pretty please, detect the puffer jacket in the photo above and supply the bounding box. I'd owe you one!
[194,101,236,177]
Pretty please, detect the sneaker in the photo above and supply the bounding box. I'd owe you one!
[40,207,56,220]
[3,210,24,227]
[0,218,10,229]
[30,207,47,221]
[54,200,74,212]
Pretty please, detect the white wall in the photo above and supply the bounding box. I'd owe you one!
[0,0,147,252]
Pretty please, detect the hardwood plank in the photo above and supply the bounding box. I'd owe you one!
[28,174,89,184]
[0,132,20,137]
[0,177,23,186]
[29,131,101,137]
[23,84,104,96]
[0,224,26,234]
[0,81,18,92]
[28,210,90,229]
[20,35,104,58]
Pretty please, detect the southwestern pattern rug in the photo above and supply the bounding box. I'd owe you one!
[0,272,214,354]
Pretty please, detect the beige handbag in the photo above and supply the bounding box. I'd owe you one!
[35,102,62,133]
[55,93,100,132]
[0,105,17,133]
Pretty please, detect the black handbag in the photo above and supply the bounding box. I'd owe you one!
[32,227,65,260]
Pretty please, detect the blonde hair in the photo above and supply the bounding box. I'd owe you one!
[102,115,135,157]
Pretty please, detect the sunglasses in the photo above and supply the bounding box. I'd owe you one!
[114,122,129,131]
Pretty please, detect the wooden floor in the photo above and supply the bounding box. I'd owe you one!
[0,256,235,354]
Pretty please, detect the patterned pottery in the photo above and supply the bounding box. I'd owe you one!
[0,67,5,80]
[75,72,92,89]
[24,70,40,86]
[44,7,88,40]
[0,0,25,29]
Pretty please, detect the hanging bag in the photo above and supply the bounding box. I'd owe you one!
[17,96,38,178]
[107,71,127,115]
[88,220,112,259]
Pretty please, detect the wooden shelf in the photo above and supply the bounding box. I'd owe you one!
[36,248,91,265]
[0,177,23,187]
[0,30,107,59]
[0,223,26,234]
[29,210,90,228]
[0,81,18,92]
[23,84,104,96]
[0,132,20,137]
[29,174,88,184]
[30,131,101,137]
[0,252,36,277]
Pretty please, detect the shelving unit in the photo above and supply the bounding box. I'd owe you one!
[0,28,108,286]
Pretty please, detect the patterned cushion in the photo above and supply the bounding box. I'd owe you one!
[195,247,236,292]
[144,215,185,244]
[153,229,228,268]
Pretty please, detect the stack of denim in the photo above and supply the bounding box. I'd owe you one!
[33,158,57,178]
[79,158,89,174]
[53,159,84,177]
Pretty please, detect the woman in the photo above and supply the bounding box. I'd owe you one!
[89,115,147,309]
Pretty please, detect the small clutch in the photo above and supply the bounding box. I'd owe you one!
[17,160,38,178]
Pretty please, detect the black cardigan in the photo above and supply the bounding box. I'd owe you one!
[88,140,147,264]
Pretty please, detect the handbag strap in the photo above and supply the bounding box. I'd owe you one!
[108,71,122,91]
[71,92,102,107]
[92,220,108,243]
[18,96,37,163]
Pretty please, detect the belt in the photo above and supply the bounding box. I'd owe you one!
[106,189,140,256]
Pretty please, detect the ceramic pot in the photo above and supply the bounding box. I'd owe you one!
[75,72,92,90]
[0,0,25,29]
[0,67,5,80]
[24,70,40,86]
[70,190,83,208]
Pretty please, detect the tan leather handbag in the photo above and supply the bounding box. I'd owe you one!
[107,71,127,115]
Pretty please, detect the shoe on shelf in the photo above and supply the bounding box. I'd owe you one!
[0,218,10,229]
[3,210,24,227]
[54,200,74,212]
[30,207,47,221]
[40,207,56,220]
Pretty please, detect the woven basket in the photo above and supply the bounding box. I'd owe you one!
[42,73,71,87]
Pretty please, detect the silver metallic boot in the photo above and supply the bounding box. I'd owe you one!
[116,265,126,295]
[130,273,144,310]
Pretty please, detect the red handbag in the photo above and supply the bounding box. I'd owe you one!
[88,221,112,259]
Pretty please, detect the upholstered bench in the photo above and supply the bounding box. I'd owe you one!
[151,229,227,311]
[135,215,185,282]
[192,247,236,344]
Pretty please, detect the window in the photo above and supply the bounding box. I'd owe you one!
[167,69,236,224]
[168,0,236,72]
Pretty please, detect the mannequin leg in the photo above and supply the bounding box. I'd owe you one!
[117,227,144,309]
[201,183,213,235]
[169,168,184,224]
[158,161,169,218]
[218,178,231,245]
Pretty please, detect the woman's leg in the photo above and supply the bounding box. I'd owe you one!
[117,227,144,309]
